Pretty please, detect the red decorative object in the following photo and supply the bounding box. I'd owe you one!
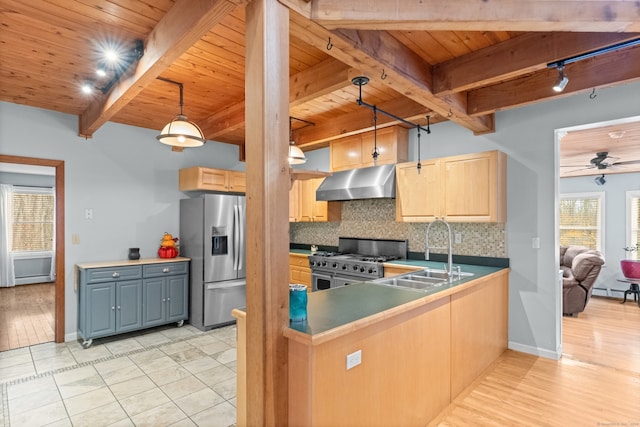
[158,246,178,259]
[620,260,640,279]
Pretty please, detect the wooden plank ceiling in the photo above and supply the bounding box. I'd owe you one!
[1,0,639,174]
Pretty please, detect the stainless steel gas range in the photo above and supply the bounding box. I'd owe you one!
[309,238,408,291]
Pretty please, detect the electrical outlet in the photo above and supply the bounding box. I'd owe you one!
[346,350,362,370]
[454,232,462,244]
[85,208,93,220]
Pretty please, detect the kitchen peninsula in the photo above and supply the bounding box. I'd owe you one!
[283,264,509,426]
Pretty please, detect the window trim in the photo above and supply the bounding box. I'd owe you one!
[626,190,640,260]
[559,191,605,254]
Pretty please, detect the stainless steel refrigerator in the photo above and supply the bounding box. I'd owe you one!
[180,194,246,330]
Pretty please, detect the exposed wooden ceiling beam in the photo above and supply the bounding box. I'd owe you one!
[295,97,433,148]
[468,46,640,116]
[78,0,243,137]
[290,0,640,32]
[434,32,640,96]
[289,11,494,135]
[199,57,353,141]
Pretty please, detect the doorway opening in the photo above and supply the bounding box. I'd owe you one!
[0,155,65,349]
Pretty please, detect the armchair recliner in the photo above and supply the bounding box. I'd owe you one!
[560,246,605,316]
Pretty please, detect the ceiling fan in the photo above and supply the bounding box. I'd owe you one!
[561,151,640,171]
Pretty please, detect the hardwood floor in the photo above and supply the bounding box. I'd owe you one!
[0,283,55,351]
[430,296,640,426]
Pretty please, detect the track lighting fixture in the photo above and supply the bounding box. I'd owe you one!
[156,77,206,149]
[594,174,606,186]
[553,63,569,93]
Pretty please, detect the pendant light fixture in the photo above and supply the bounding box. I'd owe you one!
[156,77,206,148]
[288,116,308,165]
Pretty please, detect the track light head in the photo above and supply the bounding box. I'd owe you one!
[594,174,606,186]
[553,65,569,92]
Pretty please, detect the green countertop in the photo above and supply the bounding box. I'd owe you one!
[288,263,506,337]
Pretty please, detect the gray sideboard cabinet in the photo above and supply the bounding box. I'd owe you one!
[77,258,190,348]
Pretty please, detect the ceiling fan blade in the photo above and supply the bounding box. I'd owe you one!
[614,159,640,166]
[560,164,593,168]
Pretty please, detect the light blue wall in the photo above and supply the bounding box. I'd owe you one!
[560,172,640,295]
[0,101,245,340]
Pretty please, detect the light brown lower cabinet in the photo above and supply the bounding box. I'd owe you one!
[289,253,311,287]
[285,269,509,426]
[233,270,509,426]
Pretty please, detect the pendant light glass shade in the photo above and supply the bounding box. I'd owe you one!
[288,141,306,164]
[157,114,206,147]
[156,78,206,148]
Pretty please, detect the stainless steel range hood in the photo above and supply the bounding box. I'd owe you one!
[315,163,396,201]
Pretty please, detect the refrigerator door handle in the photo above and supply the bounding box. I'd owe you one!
[237,202,244,271]
[233,204,240,271]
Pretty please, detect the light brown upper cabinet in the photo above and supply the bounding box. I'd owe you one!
[290,177,341,222]
[396,150,506,223]
[289,180,301,222]
[330,126,408,172]
[179,167,246,193]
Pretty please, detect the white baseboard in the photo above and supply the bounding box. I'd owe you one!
[509,341,561,360]
[64,332,78,343]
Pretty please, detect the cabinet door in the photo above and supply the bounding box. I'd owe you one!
[360,127,403,168]
[166,275,188,322]
[396,160,440,222]
[331,135,362,171]
[116,280,142,332]
[442,151,505,222]
[142,278,166,327]
[300,178,327,222]
[86,283,116,338]
[228,171,246,193]
[289,180,301,222]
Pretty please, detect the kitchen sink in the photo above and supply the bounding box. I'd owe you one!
[375,277,446,290]
[370,268,474,292]
[407,269,474,280]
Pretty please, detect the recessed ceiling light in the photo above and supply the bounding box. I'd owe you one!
[104,49,119,63]
[608,131,626,139]
[81,82,93,94]
[96,68,107,78]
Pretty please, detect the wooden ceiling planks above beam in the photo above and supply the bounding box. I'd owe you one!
[78,0,245,138]
[467,45,640,116]
[294,96,433,148]
[199,57,355,143]
[294,0,640,32]
[433,32,640,96]
[289,11,495,135]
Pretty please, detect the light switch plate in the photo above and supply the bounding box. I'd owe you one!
[454,233,462,244]
[532,237,540,249]
[346,350,361,370]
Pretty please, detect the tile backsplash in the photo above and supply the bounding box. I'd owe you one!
[290,198,506,257]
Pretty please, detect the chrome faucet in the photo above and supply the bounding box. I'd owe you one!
[425,218,453,277]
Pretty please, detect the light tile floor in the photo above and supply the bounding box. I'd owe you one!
[0,324,238,427]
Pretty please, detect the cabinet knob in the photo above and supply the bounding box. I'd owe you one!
[111,306,115,310]
[112,272,120,278]
[162,268,170,273]
[117,306,121,310]
[167,298,171,302]
[162,298,166,302]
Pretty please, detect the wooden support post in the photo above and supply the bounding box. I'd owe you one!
[245,0,290,425]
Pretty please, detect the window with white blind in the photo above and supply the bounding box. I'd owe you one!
[626,191,640,260]
[12,187,55,252]
[559,192,604,252]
